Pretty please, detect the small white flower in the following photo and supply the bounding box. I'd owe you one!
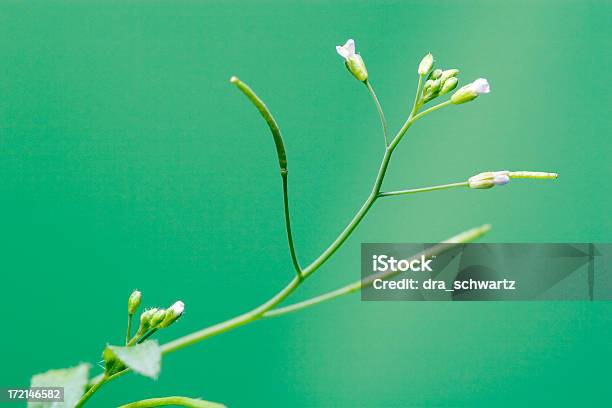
[336,39,356,60]
[170,301,185,316]
[451,78,491,104]
[468,171,510,189]
[158,300,185,328]
[472,78,490,94]
[492,173,510,185]
[335,38,368,82]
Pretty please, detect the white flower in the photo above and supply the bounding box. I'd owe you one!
[472,78,490,94]
[468,171,510,189]
[336,39,356,60]
[451,78,491,104]
[335,39,368,82]
[157,300,185,328]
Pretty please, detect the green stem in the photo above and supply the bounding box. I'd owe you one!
[365,80,389,146]
[85,77,453,394]
[75,375,108,408]
[411,74,424,117]
[126,314,133,345]
[282,171,302,277]
[119,396,226,408]
[137,328,158,344]
[264,224,491,318]
[378,181,468,197]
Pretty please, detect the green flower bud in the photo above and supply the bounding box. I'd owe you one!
[138,308,158,333]
[451,78,490,104]
[440,69,459,83]
[345,55,368,82]
[418,53,434,75]
[468,171,510,189]
[158,301,185,329]
[430,69,443,80]
[127,290,142,315]
[439,77,458,96]
[336,39,368,82]
[149,309,167,328]
[423,79,442,102]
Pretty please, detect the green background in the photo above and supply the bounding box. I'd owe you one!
[1,1,610,406]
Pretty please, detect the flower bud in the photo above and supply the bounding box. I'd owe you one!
[430,69,443,80]
[468,171,510,189]
[423,79,442,102]
[158,301,185,329]
[439,77,458,96]
[336,39,368,82]
[451,78,490,104]
[149,309,166,328]
[138,308,159,333]
[127,290,142,315]
[418,53,434,75]
[440,69,459,83]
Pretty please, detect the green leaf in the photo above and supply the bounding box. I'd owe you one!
[119,396,227,408]
[28,363,90,408]
[104,340,161,379]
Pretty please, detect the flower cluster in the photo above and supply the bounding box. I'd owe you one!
[126,290,185,344]
[335,40,490,108]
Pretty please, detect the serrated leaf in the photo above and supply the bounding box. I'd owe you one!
[105,340,161,379]
[28,363,90,408]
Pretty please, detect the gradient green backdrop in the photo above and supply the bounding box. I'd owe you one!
[1,1,610,407]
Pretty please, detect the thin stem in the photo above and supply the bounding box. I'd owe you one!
[119,396,226,408]
[411,74,424,117]
[126,314,133,345]
[264,224,491,318]
[75,375,108,408]
[137,328,158,344]
[378,181,468,197]
[282,171,302,277]
[85,77,455,394]
[365,80,389,146]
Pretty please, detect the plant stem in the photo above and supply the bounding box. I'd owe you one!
[137,328,158,344]
[282,171,302,277]
[119,396,226,408]
[365,80,389,146]
[126,314,133,345]
[378,181,468,197]
[411,74,424,117]
[264,224,491,318]
[75,375,108,408]
[84,80,454,396]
